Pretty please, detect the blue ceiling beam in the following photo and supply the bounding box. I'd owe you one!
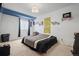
[0,7,36,20]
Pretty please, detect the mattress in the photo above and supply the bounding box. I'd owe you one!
[23,34,49,48]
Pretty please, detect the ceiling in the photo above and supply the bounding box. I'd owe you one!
[3,3,74,17]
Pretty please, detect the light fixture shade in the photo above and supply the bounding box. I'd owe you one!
[32,5,39,13]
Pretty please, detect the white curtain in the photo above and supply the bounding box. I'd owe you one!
[20,18,28,37]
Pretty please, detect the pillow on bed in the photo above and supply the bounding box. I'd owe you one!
[33,32,39,36]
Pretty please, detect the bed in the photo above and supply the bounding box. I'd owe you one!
[22,34,57,52]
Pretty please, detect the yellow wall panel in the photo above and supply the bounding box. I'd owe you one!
[44,17,51,34]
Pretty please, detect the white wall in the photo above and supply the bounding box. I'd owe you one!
[0,14,19,41]
[0,13,2,41]
[34,19,44,33]
[35,4,79,46]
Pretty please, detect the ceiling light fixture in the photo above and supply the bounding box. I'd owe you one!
[32,4,39,13]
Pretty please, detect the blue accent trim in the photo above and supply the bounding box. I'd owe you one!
[0,7,36,20]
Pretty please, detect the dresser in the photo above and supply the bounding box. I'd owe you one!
[72,33,79,56]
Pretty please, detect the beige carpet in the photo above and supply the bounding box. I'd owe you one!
[0,39,73,56]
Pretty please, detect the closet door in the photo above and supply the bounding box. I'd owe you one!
[20,18,28,37]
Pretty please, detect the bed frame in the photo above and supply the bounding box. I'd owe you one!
[22,36,57,52]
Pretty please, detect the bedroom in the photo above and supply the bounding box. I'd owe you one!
[0,3,79,56]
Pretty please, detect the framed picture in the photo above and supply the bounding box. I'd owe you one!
[63,12,71,18]
[62,12,72,21]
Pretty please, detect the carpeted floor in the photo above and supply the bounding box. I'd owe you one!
[0,39,73,56]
